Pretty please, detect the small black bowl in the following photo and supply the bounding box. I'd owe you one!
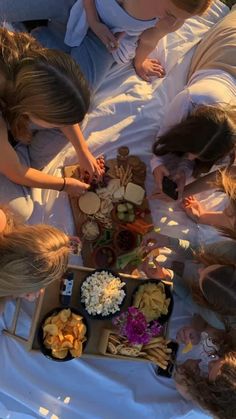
[37,306,89,362]
[79,268,127,320]
[132,279,173,325]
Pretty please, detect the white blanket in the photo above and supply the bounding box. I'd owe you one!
[0,2,230,418]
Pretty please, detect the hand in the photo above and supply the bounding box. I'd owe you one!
[141,258,171,280]
[182,196,205,222]
[134,58,165,82]
[172,170,186,200]
[176,325,201,345]
[149,165,172,200]
[78,148,104,181]
[64,177,90,196]
[141,232,169,251]
[20,289,43,302]
[92,22,123,51]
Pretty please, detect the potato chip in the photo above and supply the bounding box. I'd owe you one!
[43,324,58,336]
[133,282,170,321]
[52,349,68,359]
[42,309,87,360]
[59,308,71,322]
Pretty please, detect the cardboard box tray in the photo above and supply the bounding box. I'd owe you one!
[32,266,171,361]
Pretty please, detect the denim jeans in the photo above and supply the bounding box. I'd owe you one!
[0,0,116,91]
[33,26,115,92]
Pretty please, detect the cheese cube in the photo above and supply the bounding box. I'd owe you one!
[124,182,145,206]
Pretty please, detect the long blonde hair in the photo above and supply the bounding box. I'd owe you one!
[0,224,69,298]
[0,28,90,141]
[172,0,213,15]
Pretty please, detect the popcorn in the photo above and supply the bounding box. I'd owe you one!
[81,271,126,316]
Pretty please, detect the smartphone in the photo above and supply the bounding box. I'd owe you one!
[162,176,178,200]
[60,271,74,306]
[156,341,179,378]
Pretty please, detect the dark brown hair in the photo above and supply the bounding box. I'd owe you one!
[153,105,236,177]
[0,28,90,141]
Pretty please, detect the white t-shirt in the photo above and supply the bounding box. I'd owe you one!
[150,69,236,173]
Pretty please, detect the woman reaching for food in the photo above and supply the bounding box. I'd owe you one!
[0,28,103,221]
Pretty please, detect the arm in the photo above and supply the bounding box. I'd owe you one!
[61,124,103,179]
[83,0,118,50]
[183,166,236,197]
[151,89,191,194]
[134,18,184,81]
[0,119,88,195]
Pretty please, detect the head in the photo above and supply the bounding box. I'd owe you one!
[154,0,212,22]
[0,28,90,142]
[153,105,236,177]
[0,224,69,298]
[191,262,236,322]
[175,351,236,419]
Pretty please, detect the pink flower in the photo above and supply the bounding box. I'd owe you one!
[113,306,162,345]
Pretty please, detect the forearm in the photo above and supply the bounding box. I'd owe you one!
[4,165,64,191]
[183,171,218,197]
[134,27,165,66]
[83,0,100,28]
[61,124,89,154]
[199,211,229,230]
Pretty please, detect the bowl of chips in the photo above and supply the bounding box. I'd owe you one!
[132,280,173,324]
[38,307,89,361]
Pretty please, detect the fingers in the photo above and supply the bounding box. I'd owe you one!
[114,31,126,41]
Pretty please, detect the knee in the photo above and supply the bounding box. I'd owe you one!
[10,197,34,223]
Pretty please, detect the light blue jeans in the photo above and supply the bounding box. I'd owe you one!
[0,0,115,91]
[0,145,34,221]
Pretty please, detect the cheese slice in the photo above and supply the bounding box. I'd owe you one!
[79,192,100,215]
[124,182,145,206]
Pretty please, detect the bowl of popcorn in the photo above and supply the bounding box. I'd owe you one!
[80,269,127,319]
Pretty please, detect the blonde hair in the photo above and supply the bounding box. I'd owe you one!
[216,169,236,203]
[0,204,20,234]
[0,28,90,142]
[172,0,213,15]
[0,224,69,298]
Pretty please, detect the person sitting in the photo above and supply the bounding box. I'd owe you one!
[140,232,236,336]
[150,6,236,199]
[0,0,212,90]
[0,28,104,220]
[175,320,236,419]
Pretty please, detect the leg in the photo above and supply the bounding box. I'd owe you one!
[0,0,75,23]
[32,26,71,52]
[71,30,115,91]
[0,145,33,222]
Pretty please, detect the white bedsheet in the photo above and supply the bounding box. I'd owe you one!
[0,2,230,418]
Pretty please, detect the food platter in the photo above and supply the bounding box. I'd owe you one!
[63,147,153,272]
[27,266,173,367]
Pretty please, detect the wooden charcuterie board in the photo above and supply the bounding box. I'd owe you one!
[63,147,153,273]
